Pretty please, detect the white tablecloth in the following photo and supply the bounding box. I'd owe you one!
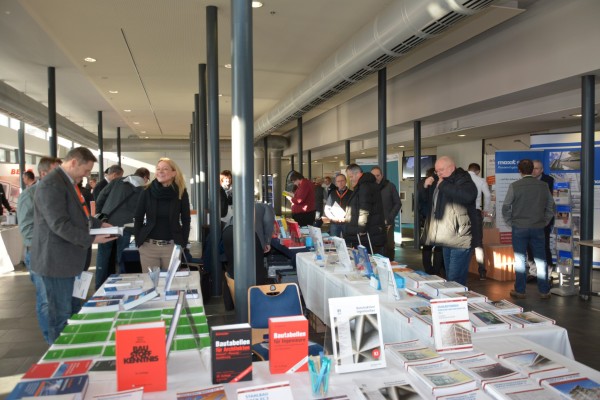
[296,252,575,359]
[0,225,23,274]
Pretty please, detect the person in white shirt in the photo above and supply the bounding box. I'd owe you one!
[467,163,492,280]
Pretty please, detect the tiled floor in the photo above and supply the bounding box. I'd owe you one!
[1,241,599,399]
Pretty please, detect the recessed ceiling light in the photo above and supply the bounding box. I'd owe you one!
[334,156,338,159]
[124,109,131,112]
[140,131,146,134]
[458,134,466,137]
[108,90,118,94]
[252,1,263,8]
[133,122,140,125]
[314,160,318,163]
[570,112,598,117]
[397,145,405,148]
[224,64,232,69]
[218,93,223,97]
[360,152,366,155]
[144,136,149,139]
[84,57,96,63]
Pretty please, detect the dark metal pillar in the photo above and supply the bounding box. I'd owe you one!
[580,75,595,299]
[413,121,422,249]
[307,150,312,180]
[297,117,303,176]
[378,68,387,176]
[206,5,222,297]
[291,155,295,172]
[97,111,104,175]
[18,121,25,191]
[190,125,197,211]
[48,67,57,157]
[231,0,254,322]
[263,137,269,203]
[116,127,122,167]
[198,64,208,237]
[345,140,351,166]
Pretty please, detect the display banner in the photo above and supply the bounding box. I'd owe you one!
[0,164,36,209]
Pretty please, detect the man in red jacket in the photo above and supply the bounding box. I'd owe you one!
[286,171,316,227]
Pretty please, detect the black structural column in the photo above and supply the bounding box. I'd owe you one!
[307,150,312,180]
[198,64,208,236]
[291,155,295,172]
[413,121,422,249]
[97,111,104,176]
[297,117,303,176]
[206,5,222,297]
[190,125,197,211]
[231,0,254,321]
[263,137,269,202]
[378,68,387,176]
[579,75,595,299]
[48,67,58,157]
[345,140,351,166]
[116,127,122,167]
[18,121,25,191]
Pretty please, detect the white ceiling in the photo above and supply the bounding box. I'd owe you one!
[0,0,598,164]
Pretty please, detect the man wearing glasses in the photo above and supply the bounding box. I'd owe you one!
[421,156,477,285]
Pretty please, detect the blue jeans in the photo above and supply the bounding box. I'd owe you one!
[96,231,132,289]
[42,275,76,344]
[512,227,550,294]
[25,249,50,344]
[329,223,344,238]
[442,247,472,286]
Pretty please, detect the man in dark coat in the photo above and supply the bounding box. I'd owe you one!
[422,156,477,285]
[343,163,386,253]
[371,166,402,260]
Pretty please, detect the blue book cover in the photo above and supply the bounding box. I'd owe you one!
[8,375,89,399]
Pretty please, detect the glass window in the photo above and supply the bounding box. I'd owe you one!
[0,113,8,127]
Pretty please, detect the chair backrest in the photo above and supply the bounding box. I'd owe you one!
[247,283,303,344]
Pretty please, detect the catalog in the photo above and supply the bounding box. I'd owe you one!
[451,352,520,385]
[384,340,443,370]
[328,295,386,373]
[430,298,472,353]
[408,359,477,396]
[354,374,422,399]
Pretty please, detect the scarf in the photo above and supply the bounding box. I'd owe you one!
[150,179,178,200]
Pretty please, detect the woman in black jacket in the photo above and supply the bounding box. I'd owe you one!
[134,158,191,271]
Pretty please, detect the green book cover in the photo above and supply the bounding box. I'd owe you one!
[117,309,162,320]
[62,321,113,334]
[70,311,117,322]
[43,345,104,361]
[53,331,110,346]
[170,336,210,352]
[162,306,204,316]
[102,345,116,358]
[113,317,160,327]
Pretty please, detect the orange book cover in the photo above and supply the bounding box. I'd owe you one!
[268,315,309,374]
[116,321,167,393]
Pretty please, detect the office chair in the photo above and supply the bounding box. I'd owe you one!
[247,283,322,361]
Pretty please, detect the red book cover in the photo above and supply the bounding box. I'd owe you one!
[268,315,309,374]
[116,321,167,393]
[210,323,252,384]
[22,360,92,379]
[22,362,60,379]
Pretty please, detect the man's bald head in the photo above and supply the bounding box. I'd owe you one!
[435,156,456,179]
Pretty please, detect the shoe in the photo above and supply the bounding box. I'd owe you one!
[540,292,551,299]
[510,289,526,299]
[479,271,487,281]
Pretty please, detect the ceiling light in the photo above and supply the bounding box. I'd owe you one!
[360,152,366,155]
[252,1,263,8]
[314,160,318,163]
[133,122,140,125]
[124,109,131,112]
[570,112,598,117]
[108,90,118,94]
[84,57,96,63]
[140,131,146,134]
[457,134,466,137]
[144,136,149,139]
[224,64,232,69]
[218,93,223,97]
[397,145,405,148]
[334,156,338,159]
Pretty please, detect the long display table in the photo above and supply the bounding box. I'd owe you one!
[296,251,574,358]
[0,225,23,274]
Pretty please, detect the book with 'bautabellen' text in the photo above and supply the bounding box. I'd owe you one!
[210,323,252,384]
[268,315,309,374]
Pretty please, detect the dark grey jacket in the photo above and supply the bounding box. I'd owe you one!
[31,167,102,278]
[502,176,555,229]
[96,175,145,226]
[378,179,401,226]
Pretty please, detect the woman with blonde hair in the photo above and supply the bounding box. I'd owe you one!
[134,158,191,271]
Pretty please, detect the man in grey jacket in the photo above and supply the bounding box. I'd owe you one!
[31,147,116,343]
[94,167,150,289]
[371,166,402,260]
[502,159,555,299]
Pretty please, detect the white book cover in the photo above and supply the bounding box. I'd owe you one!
[328,295,386,373]
[331,237,353,272]
[308,225,327,262]
[403,272,445,289]
[497,350,569,382]
[122,288,158,310]
[72,271,93,299]
[408,359,477,396]
[469,311,511,333]
[354,374,422,399]
[421,282,467,298]
[384,340,443,370]
[236,381,293,400]
[90,226,124,236]
[472,300,522,316]
[500,312,555,329]
[430,298,472,353]
[483,377,564,400]
[451,353,520,385]
[442,291,488,304]
[372,255,400,300]
[164,245,182,292]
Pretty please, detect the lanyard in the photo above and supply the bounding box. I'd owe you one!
[74,184,90,217]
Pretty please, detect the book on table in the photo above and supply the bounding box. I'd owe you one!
[483,377,564,400]
[471,300,522,315]
[497,349,569,382]
[430,297,472,353]
[165,288,199,301]
[402,272,445,290]
[121,288,158,310]
[103,285,144,297]
[210,323,252,384]
[268,315,309,374]
[80,299,122,313]
[421,281,467,298]
[451,352,520,385]
[7,375,89,400]
[500,311,555,329]
[22,360,92,380]
[176,385,226,399]
[72,271,93,300]
[441,290,488,304]
[353,374,422,400]
[331,236,353,272]
[352,245,373,276]
[115,320,167,392]
[407,359,477,397]
[541,374,600,400]
[236,381,293,400]
[328,294,386,373]
[469,310,511,333]
[384,339,443,370]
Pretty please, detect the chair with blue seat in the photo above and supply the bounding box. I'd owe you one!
[247,283,323,361]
